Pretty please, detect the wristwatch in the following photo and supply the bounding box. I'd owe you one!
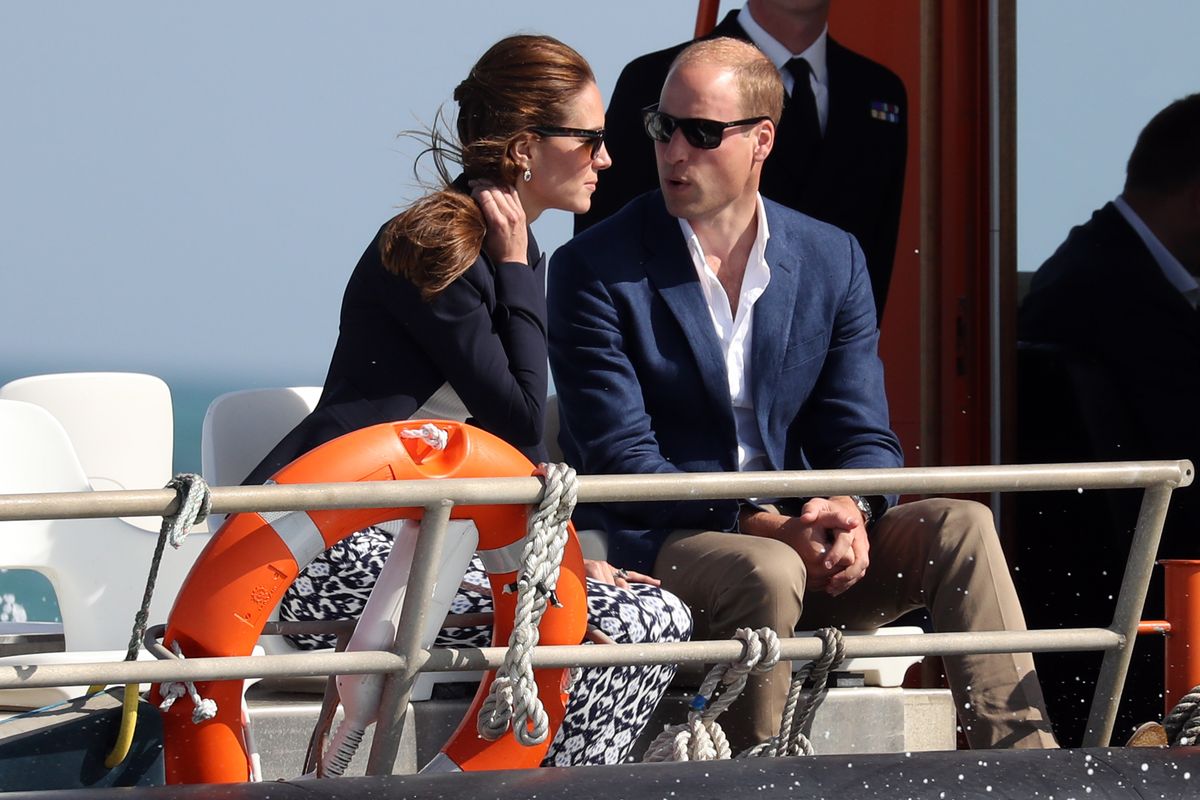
[849,495,874,527]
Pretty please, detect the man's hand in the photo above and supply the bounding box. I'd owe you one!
[740,497,871,595]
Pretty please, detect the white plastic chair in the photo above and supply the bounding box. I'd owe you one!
[0,372,175,531]
[0,399,213,707]
[200,387,324,491]
[200,387,324,659]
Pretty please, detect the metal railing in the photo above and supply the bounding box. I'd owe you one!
[0,459,1192,772]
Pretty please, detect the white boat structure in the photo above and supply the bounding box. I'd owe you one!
[2,373,1200,798]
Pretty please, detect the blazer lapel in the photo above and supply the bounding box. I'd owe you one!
[751,206,800,443]
[640,197,732,413]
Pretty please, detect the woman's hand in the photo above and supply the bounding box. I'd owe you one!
[470,179,529,265]
[584,559,660,590]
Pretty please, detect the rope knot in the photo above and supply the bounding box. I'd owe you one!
[158,642,219,726]
[163,473,212,548]
[399,423,449,450]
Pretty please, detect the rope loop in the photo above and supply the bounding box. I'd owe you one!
[742,627,845,759]
[476,462,578,747]
[399,423,449,450]
[643,627,778,762]
[1163,684,1200,746]
[644,626,846,762]
[158,642,219,725]
[162,473,212,548]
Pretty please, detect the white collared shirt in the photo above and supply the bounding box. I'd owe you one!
[678,195,773,472]
[1114,195,1200,308]
[738,4,829,134]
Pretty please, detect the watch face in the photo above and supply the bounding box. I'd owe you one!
[853,496,873,524]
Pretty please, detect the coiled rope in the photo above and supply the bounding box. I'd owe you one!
[643,626,845,762]
[101,474,212,768]
[643,627,780,761]
[477,461,578,746]
[741,627,846,758]
[1163,684,1200,746]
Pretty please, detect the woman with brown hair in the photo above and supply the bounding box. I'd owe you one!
[243,34,691,766]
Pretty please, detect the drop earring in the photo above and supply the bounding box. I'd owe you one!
[522,167,532,182]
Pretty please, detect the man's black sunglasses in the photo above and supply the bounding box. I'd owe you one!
[641,105,771,149]
[530,126,606,159]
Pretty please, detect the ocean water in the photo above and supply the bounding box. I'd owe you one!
[0,371,321,623]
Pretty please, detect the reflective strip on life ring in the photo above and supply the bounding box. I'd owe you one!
[153,421,587,784]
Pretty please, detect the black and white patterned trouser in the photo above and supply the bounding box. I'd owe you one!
[280,527,692,767]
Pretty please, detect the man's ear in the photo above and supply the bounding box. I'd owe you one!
[753,120,775,163]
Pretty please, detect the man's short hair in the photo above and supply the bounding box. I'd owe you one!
[1125,93,1200,195]
[669,37,784,124]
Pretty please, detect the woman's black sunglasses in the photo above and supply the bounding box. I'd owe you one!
[530,126,606,159]
[641,104,771,150]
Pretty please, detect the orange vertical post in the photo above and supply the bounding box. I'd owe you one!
[1161,560,1200,712]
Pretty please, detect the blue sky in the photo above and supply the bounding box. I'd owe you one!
[2,1,1197,387]
[0,1,715,385]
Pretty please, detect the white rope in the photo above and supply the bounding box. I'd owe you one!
[477,461,578,746]
[158,641,218,725]
[399,423,449,451]
[642,627,780,762]
[1163,684,1200,746]
[740,627,845,759]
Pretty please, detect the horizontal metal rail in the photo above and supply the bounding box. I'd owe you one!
[0,461,1191,522]
[0,458,1192,759]
[0,629,1124,690]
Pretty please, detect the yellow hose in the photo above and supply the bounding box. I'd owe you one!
[102,684,140,769]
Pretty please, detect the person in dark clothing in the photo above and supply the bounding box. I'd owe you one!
[1018,92,1200,745]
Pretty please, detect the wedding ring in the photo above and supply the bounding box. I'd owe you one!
[615,568,629,579]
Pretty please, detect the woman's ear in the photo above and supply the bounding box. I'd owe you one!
[509,132,537,172]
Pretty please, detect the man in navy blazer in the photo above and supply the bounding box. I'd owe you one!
[549,37,1055,751]
[574,0,906,322]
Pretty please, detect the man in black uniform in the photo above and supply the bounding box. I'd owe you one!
[578,0,907,321]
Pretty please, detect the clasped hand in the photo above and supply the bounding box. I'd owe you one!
[744,497,870,596]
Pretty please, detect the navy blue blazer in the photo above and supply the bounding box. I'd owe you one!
[575,10,907,321]
[244,219,548,486]
[549,191,903,572]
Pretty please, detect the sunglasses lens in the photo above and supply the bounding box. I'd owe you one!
[681,120,721,149]
[644,110,726,149]
[644,111,672,143]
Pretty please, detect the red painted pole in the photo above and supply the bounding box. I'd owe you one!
[1161,560,1200,713]
[694,0,719,37]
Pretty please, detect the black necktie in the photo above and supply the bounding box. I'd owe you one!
[783,57,822,149]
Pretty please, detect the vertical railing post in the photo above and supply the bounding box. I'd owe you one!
[1161,559,1200,713]
[365,499,454,776]
[1083,484,1173,746]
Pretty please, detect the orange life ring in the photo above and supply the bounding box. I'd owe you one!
[152,420,587,784]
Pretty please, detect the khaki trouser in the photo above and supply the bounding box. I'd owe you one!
[654,498,1057,752]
